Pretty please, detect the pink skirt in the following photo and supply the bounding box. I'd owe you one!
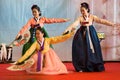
[7,48,68,75]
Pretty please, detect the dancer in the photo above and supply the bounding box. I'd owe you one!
[7,27,74,75]
[15,5,69,57]
[63,2,119,72]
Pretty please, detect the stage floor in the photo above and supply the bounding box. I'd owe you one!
[0,62,120,80]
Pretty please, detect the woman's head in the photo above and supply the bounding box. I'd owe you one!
[35,27,44,40]
[31,5,41,18]
[80,2,90,16]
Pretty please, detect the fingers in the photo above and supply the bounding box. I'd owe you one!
[64,18,70,21]
[114,23,120,27]
[62,31,69,35]
[15,34,21,40]
[71,28,76,32]
[15,35,22,40]
[10,61,18,65]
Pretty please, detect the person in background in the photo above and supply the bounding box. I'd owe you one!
[7,27,74,75]
[63,2,120,72]
[15,5,69,60]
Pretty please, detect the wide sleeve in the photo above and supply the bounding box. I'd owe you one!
[49,31,74,44]
[93,15,114,26]
[17,41,37,63]
[41,17,68,24]
[41,32,74,54]
[18,19,32,35]
[64,17,80,33]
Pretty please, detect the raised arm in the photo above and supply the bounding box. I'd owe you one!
[17,41,37,63]
[93,15,114,26]
[41,17,69,24]
[63,17,80,33]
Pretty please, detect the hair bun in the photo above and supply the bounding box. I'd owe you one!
[80,2,90,13]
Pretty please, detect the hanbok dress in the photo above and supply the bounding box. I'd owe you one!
[7,31,74,75]
[64,14,114,72]
[17,17,68,58]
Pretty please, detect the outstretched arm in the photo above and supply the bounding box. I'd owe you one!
[63,17,80,34]
[49,31,74,44]
[41,17,69,24]
[16,41,37,63]
[16,19,32,39]
[41,31,74,54]
[93,15,115,26]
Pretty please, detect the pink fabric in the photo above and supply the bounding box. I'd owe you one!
[26,48,68,75]
[19,17,67,35]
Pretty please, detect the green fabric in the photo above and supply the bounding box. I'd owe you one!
[42,27,53,48]
[21,27,53,62]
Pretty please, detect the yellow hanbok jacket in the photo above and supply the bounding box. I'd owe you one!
[17,32,74,63]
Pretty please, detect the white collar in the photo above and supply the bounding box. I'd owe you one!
[38,38,44,46]
[83,14,89,21]
[34,16,40,22]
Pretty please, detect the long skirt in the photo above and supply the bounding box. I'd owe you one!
[7,48,68,75]
[72,25,105,72]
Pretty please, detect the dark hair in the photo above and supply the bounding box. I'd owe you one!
[36,27,45,37]
[31,5,42,16]
[81,2,90,13]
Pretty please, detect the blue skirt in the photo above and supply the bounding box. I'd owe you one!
[72,25,105,72]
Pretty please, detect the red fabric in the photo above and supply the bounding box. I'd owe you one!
[1,63,120,80]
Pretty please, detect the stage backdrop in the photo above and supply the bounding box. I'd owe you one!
[0,0,120,61]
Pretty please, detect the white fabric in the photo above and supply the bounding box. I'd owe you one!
[7,48,12,60]
[0,0,120,61]
[0,43,7,60]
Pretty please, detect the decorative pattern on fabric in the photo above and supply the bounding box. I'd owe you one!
[30,24,41,43]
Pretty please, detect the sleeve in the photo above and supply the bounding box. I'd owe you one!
[41,39,49,54]
[41,17,68,24]
[93,15,114,26]
[41,32,74,54]
[49,31,74,44]
[18,19,32,35]
[17,41,37,63]
[64,17,80,33]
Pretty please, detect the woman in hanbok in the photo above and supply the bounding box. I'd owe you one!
[63,2,119,72]
[7,27,74,75]
[15,5,69,57]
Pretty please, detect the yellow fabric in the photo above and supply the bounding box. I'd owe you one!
[42,31,74,54]
[17,32,74,63]
[17,41,38,63]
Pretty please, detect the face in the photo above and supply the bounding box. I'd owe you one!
[80,7,88,16]
[32,8,40,18]
[36,30,44,41]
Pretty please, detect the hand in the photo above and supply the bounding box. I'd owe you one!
[71,28,76,32]
[10,61,18,65]
[12,61,24,65]
[15,34,20,40]
[64,18,70,22]
[113,23,120,30]
[15,34,22,40]
[62,31,69,35]
[113,23,120,27]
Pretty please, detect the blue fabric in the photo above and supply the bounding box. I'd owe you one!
[72,25,105,72]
